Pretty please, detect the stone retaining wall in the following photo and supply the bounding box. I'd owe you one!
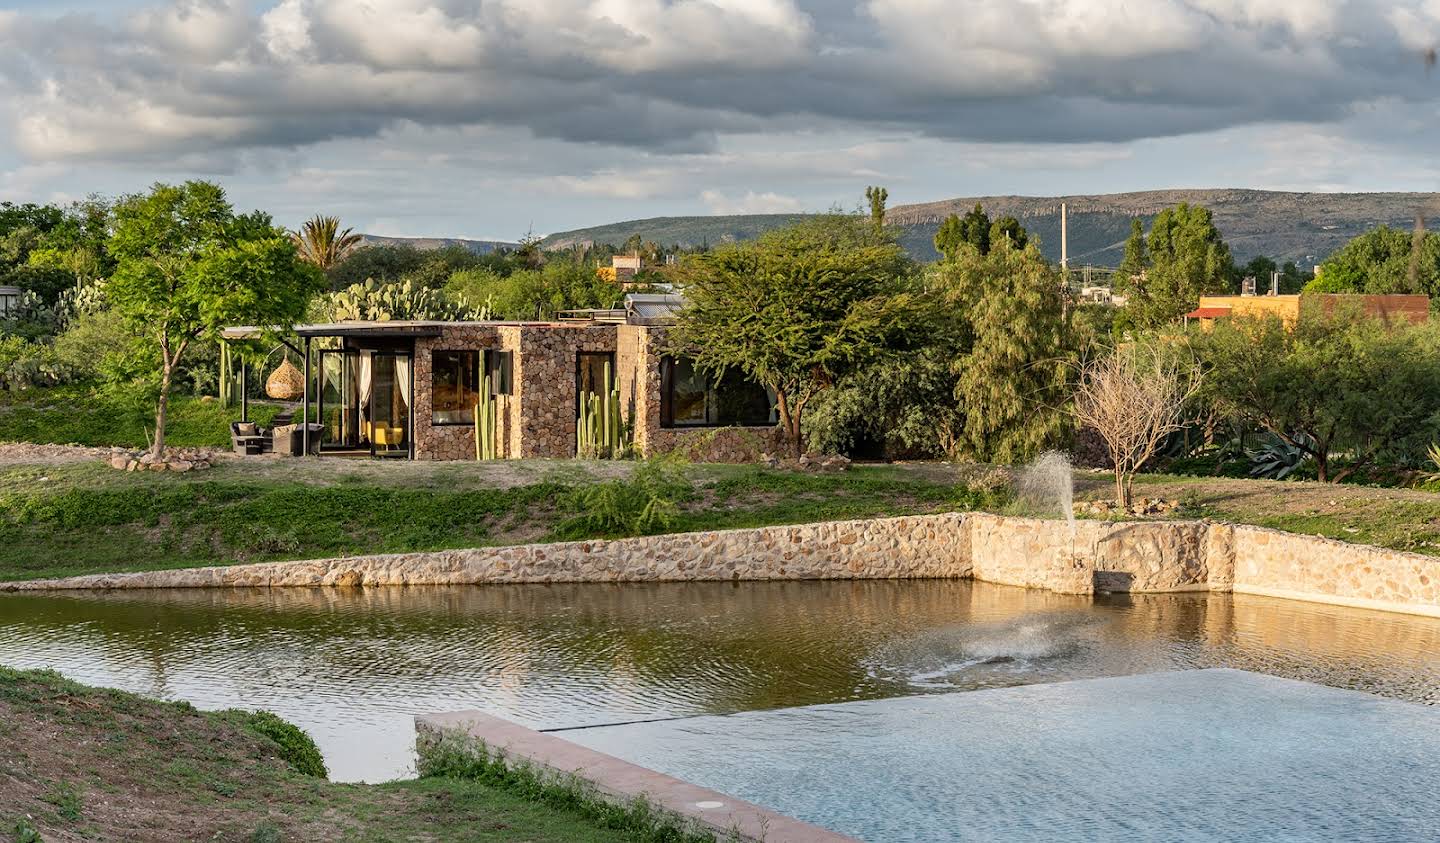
[7,513,1440,618]
[3,513,970,591]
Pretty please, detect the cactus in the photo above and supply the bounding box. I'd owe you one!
[473,373,501,460]
[577,361,631,459]
[322,279,492,322]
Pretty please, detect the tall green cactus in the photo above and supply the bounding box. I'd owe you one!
[473,373,500,460]
[577,361,630,459]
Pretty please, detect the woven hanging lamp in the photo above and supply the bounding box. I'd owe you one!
[266,358,305,401]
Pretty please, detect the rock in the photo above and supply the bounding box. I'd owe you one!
[126,460,139,472]
[109,455,130,470]
[168,460,193,473]
[148,462,168,472]
[137,452,157,465]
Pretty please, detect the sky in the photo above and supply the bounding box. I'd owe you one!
[0,0,1438,241]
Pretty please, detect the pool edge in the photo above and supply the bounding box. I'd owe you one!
[414,709,857,843]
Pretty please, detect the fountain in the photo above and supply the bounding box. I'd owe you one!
[1017,451,1096,593]
[1016,451,1075,528]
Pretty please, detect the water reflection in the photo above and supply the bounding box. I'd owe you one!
[2,580,1438,781]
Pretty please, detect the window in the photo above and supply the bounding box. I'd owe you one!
[432,350,479,425]
[660,356,775,428]
[485,350,513,395]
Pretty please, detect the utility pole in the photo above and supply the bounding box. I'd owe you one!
[1060,202,1069,271]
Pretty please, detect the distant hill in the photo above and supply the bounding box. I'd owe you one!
[889,189,1440,267]
[538,190,1440,267]
[357,234,516,254]
[539,214,812,251]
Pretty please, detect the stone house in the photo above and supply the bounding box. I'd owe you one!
[222,308,785,462]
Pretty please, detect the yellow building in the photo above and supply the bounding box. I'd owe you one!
[1183,293,1430,329]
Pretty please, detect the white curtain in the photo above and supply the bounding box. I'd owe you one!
[396,356,412,422]
[358,353,373,435]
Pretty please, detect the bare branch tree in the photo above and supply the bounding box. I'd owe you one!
[1073,347,1204,507]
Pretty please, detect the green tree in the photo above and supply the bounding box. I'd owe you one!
[1243,256,1278,292]
[934,213,966,260]
[108,181,324,457]
[291,215,363,271]
[1121,204,1234,329]
[669,215,914,456]
[327,244,427,288]
[805,266,971,458]
[447,259,622,320]
[988,216,1028,251]
[1309,225,1440,296]
[960,204,992,255]
[1198,306,1440,482]
[947,238,1071,461]
[1117,218,1149,283]
[933,204,1025,261]
[865,186,888,231]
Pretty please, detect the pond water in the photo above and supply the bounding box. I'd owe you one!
[2,580,1440,782]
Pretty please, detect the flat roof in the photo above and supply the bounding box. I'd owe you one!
[221,320,599,340]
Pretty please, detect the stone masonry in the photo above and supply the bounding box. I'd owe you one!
[9,512,1440,619]
[407,322,781,461]
[616,324,787,462]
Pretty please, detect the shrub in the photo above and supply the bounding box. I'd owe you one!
[553,457,692,539]
[237,710,327,778]
[11,817,42,843]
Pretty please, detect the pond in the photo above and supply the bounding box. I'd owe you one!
[3,580,1439,782]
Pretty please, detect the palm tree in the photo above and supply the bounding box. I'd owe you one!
[291,215,363,271]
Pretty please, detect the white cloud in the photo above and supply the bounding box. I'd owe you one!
[701,189,805,214]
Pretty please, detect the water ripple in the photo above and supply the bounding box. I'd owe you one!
[2,580,1438,781]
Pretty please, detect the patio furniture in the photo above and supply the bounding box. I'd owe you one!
[272,423,324,457]
[230,421,268,456]
[373,424,406,449]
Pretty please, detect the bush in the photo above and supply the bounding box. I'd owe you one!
[552,457,692,539]
[0,336,73,390]
[237,710,327,778]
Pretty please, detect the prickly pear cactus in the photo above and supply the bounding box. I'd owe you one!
[322,279,491,322]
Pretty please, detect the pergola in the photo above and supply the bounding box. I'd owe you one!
[219,322,444,457]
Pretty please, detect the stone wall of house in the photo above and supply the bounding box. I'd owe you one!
[515,324,617,458]
[616,324,786,461]
[411,324,616,460]
[413,325,518,461]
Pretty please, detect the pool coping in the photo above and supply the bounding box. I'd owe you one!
[415,709,857,843]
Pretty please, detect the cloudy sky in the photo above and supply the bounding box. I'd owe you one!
[1,0,1438,240]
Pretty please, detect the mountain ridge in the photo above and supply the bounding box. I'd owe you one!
[539,189,1440,266]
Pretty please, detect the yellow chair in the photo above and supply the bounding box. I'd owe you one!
[374,425,405,448]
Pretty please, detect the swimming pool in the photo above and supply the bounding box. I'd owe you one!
[561,669,1440,841]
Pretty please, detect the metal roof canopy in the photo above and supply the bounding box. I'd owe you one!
[220,320,592,341]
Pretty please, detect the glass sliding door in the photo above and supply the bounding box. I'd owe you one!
[319,350,360,451]
[369,352,412,457]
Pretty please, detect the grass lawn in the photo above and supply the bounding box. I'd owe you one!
[0,459,994,582]
[0,384,288,449]
[0,665,667,843]
[1116,471,1440,556]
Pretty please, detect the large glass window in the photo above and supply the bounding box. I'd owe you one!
[660,356,775,428]
[432,350,479,425]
